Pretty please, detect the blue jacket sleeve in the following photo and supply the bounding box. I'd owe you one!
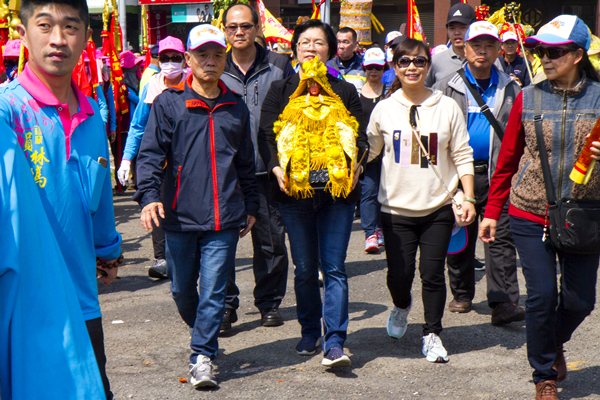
[133,96,172,209]
[123,84,151,161]
[233,105,259,217]
[90,104,122,260]
[96,87,108,128]
[107,85,117,132]
[283,62,295,79]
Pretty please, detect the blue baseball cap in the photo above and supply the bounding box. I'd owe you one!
[525,15,591,51]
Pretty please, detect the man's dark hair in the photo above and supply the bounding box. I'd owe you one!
[222,3,259,26]
[20,0,89,28]
[337,27,357,42]
[291,19,337,60]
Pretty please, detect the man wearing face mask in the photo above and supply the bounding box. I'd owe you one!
[119,36,188,279]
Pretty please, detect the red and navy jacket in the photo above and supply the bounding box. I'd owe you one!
[134,76,259,232]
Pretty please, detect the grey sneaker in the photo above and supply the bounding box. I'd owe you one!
[189,355,217,388]
[148,259,168,279]
[386,306,410,339]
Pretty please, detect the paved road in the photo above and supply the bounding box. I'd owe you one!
[100,195,600,399]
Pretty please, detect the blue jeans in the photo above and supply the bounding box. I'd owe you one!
[165,229,239,363]
[510,216,599,383]
[279,191,355,352]
[359,160,382,238]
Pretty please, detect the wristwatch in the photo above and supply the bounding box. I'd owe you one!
[464,197,477,205]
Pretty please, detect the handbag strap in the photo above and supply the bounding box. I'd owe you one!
[409,105,461,208]
[533,85,558,204]
[457,68,504,141]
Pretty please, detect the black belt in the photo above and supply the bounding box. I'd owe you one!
[474,162,488,174]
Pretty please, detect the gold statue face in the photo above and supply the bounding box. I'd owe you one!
[308,79,321,96]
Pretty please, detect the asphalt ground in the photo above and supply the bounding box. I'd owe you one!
[99,194,600,400]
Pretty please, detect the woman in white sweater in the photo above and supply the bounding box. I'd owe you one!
[367,38,475,363]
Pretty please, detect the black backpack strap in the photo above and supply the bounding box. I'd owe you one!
[533,84,557,204]
[457,68,504,141]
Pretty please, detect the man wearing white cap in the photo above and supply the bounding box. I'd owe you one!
[118,36,188,280]
[499,31,531,87]
[433,21,522,325]
[134,24,259,388]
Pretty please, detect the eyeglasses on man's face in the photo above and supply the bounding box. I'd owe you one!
[225,24,255,34]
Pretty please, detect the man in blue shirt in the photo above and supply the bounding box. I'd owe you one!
[433,21,523,326]
[0,0,122,397]
[499,31,531,87]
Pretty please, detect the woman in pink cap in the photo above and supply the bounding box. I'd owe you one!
[118,36,188,279]
[1,39,21,85]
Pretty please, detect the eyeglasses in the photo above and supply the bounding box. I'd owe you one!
[365,64,384,71]
[396,56,429,68]
[224,24,255,34]
[159,54,184,63]
[297,40,328,50]
[533,46,573,60]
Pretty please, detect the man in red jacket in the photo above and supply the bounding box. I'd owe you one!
[134,24,258,389]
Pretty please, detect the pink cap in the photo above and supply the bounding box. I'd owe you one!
[159,36,185,54]
[135,56,145,66]
[4,39,20,58]
[120,51,137,68]
[96,48,109,60]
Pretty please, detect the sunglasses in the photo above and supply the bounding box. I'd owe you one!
[159,54,184,63]
[533,46,572,60]
[365,64,384,71]
[225,24,255,34]
[396,56,429,68]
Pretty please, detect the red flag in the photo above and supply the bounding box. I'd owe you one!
[73,52,92,97]
[101,19,129,115]
[461,0,468,3]
[407,0,427,43]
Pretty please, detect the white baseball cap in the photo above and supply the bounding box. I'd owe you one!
[501,31,518,43]
[363,48,386,66]
[187,24,227,51]
[525,15,591,51]
[385,31,401,45]
[386,47,393,62]
[465,21,500,42]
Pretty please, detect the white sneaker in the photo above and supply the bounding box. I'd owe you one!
[189,355,217,388]
[386,306,410,339]
[422,333,448,363]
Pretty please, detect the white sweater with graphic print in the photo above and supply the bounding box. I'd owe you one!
[367,89,474,217]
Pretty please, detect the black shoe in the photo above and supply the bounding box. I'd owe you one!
[474,259,486,271]
[148,259,168,279]
[220,308,237,331]
[261,308,283,327]
[491,302,525,326]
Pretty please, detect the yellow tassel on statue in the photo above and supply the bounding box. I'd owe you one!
[274,57,358,199]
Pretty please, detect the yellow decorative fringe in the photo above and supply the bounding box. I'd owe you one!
[275,57,359,199]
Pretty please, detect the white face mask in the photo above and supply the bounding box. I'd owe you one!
[160,62,184,79]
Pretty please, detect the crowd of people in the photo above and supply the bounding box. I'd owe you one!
[2,0,600,399]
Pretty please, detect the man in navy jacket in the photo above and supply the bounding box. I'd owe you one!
[134,24,259,388]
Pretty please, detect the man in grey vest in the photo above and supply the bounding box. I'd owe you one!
[220,3,294,329]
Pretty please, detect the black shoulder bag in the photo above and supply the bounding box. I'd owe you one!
[457,68,504,141]
[533,85,600,254]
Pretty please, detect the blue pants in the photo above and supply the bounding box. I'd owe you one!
[165,229,239,363]
[279,192,355,352]
[359,160,382,238]
[509,216,599,383]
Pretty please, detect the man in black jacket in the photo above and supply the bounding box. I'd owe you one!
[134,24,258,389]
[220,4,294,329]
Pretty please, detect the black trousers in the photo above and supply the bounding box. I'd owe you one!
[446,170,519,306]
[381,205,454,336]
[226,175,289,311]
[85,317,112,400]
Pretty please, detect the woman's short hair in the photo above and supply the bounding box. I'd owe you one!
[291,19,337,61]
